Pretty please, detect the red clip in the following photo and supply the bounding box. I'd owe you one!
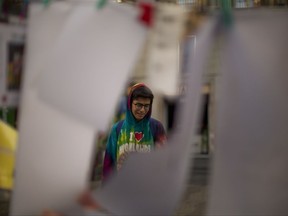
[138,2,154,27]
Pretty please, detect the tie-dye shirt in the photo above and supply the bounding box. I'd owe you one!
[103,84,166,181]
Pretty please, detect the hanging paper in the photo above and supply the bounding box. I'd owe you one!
[37,2,147,131]
[207,9,288,216]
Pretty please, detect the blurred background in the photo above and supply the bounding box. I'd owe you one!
[0,0,287,215]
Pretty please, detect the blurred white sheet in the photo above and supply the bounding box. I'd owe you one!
[207,9,288,216]
[37,1,147,131]
[10,2,146,215]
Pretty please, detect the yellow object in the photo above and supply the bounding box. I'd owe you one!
[0,120,17,190]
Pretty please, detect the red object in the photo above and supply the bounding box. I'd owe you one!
[138,2,154,27]
[135,132,144,142]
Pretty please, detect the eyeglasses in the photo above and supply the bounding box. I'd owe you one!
[133,103,151,110]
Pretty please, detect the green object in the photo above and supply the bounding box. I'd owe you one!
[220,0,233,27]
[42,0,51,7]
[0,108,17,129]
[96,0,107,9]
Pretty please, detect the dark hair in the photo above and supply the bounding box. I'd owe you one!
[131,86,154,104]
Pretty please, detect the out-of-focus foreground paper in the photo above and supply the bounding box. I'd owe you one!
[10,2,146,215]
[207,9,288,215]
[37,2,147,131]
[10,3,95,215]
[93,18,217,216]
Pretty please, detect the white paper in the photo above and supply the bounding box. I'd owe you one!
[93,18,217,216]
[207,9,288,215]
[145,4,186,96]
[37,2,147,131]
[10,3,96,215]
[11,2,147,215]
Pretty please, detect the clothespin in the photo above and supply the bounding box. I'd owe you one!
[220,0,233,27]
[96,0,107,10]
[138,2,154,27]
[42,0,51,8]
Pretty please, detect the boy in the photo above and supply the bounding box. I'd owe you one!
[103,83,166,180]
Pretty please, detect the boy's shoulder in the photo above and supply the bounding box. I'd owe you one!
[115,119,125,135]
[149,118,164,127]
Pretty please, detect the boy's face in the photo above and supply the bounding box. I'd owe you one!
[131,97,151,121]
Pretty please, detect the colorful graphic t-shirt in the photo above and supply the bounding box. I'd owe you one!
[103,84,166,180]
